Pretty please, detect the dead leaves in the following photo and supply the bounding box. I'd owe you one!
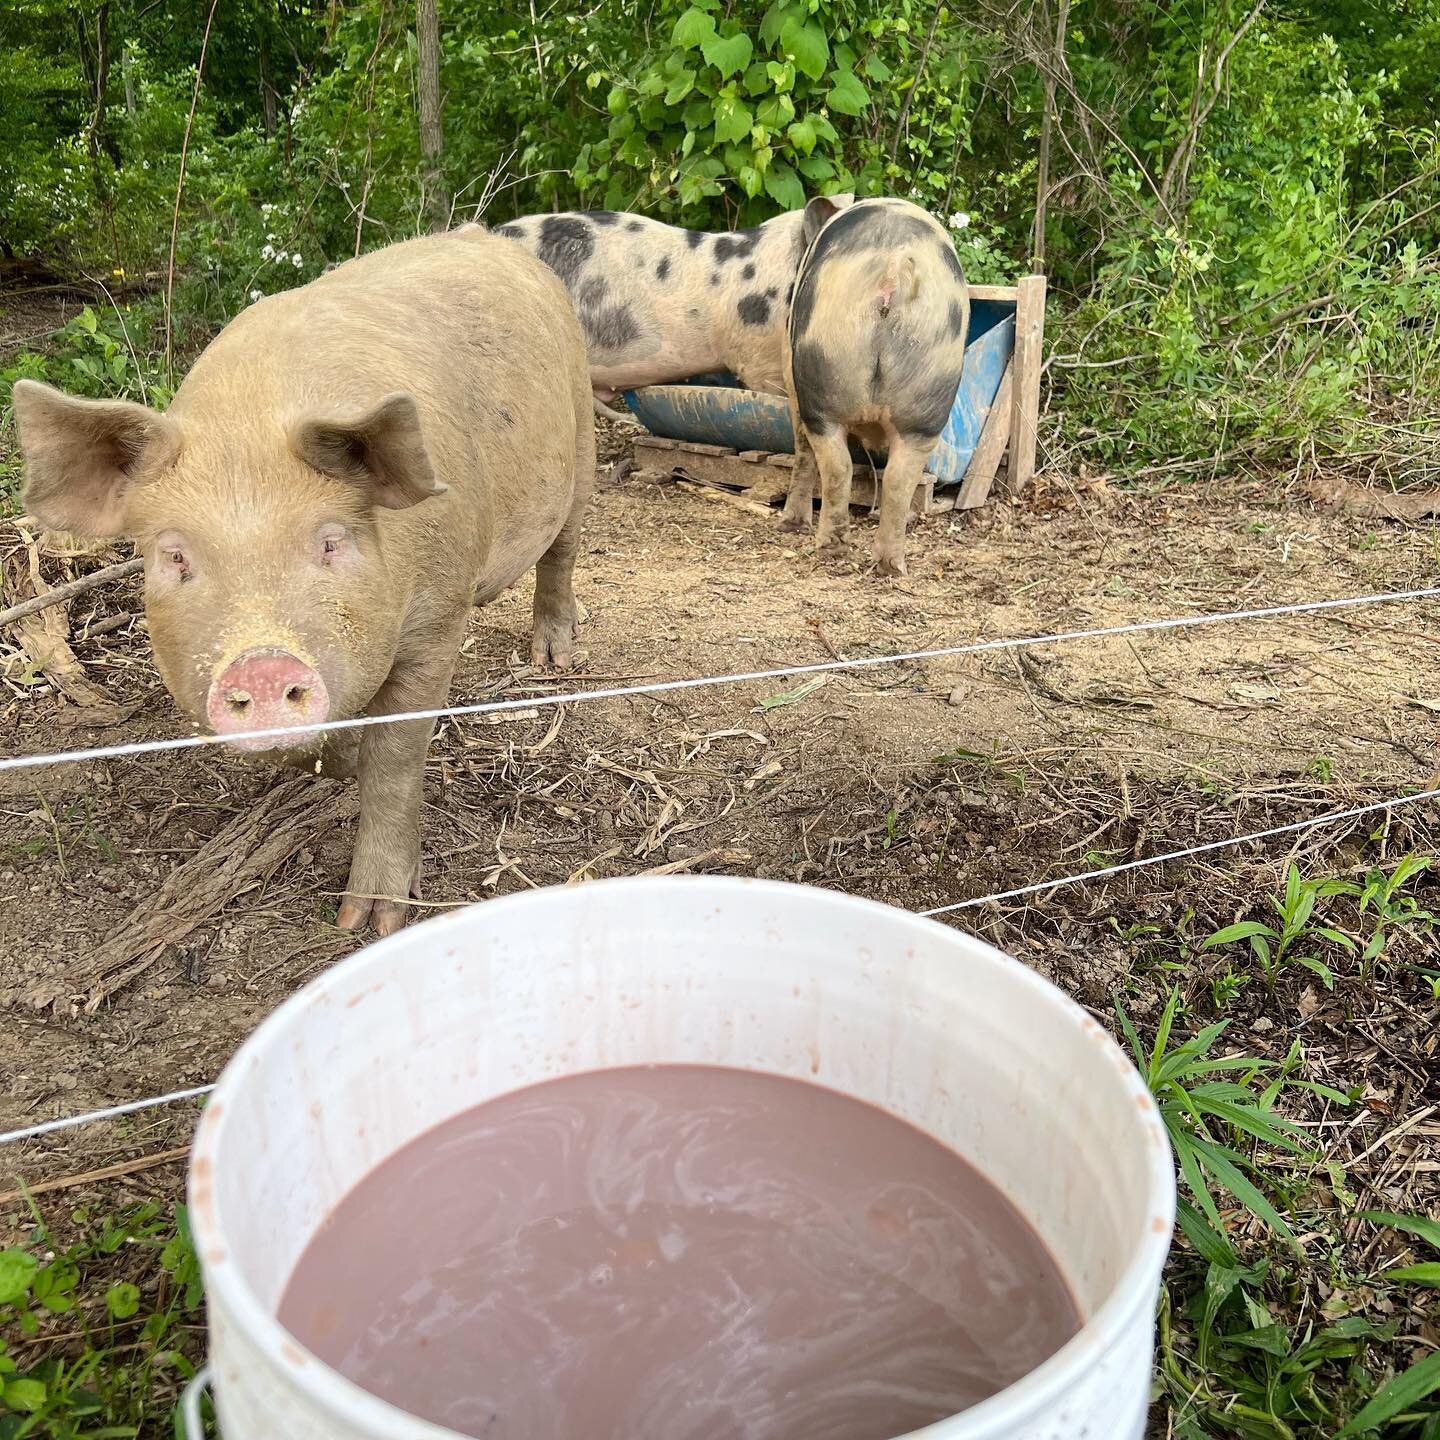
[1,525,142,727]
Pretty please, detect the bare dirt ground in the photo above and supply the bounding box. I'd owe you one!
[3,410,1438,1181]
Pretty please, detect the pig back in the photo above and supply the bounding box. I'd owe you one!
[180,230,591,602]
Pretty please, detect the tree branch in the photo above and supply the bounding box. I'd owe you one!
[1159,1,1264,208]
[162,0,222,379]
[1030,0,1071,269]
[888,0,946,166]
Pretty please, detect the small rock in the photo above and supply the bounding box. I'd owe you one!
[947,685,968,706]
[1252,1017,1274,1032]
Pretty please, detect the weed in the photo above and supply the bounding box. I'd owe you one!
[1340,856,1434,973]
[1116,988,1349,1247]
[11,798,118,877]
[1331,1213,1440,1436]
[0,1199,205,1436]
[0,307,170,412]
[1202,862,1357,991]
[1210,966,1251,1010]
[1108,917,1163,947]
[932,815,954,876]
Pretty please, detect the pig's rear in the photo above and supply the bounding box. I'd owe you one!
[784,199,969,576]
[788,200,969,444]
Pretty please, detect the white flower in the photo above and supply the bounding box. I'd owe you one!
[260,244,275,260]
[950,211,971,229]
[292,254,303,268]
[249,289,263,302]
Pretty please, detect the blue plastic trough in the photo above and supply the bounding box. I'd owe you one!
[623,297,1016,488]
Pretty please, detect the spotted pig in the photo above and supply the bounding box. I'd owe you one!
[493,198,852,407]
[14,229,594,937]
[781,198,969,576]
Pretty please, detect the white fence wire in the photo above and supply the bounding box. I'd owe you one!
[3,585,1438,772]
[3,780,1437,1150]
[0,582,1436,1149]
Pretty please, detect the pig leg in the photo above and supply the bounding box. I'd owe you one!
[779,344,816,530]
[336,632,462,936]
[593,395,638,426]
[779,438,818,530]
[873,435,932,577]
[809,424,856,555]
[532,432,594,670]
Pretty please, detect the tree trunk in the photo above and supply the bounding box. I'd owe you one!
[1030,0,1071,272]
[121,44,137,118]
[259,30,278,135]
[89,4,111,154]
[415,0,447,231]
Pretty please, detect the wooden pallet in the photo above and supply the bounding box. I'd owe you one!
[632,437,940,514]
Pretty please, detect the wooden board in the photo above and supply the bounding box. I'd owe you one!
[967,284,1019,303]
[634,439,938,515]
[1009,274,1047,493]
[954,359,1015,511]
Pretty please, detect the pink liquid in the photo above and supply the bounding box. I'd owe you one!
[279,1065,1080,1440]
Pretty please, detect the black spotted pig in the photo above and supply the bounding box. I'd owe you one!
[13,229,594,937]
[493,197,851,406]
[781,198,969,576]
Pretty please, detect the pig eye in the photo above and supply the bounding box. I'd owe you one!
[317,524,347,565]
[164,547,190,581]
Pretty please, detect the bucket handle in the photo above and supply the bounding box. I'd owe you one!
[180,1363,213,1438]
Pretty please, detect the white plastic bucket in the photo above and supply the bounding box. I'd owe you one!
[189,876,1175,1440]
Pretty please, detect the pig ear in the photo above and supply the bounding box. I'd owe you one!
[801,193,854,248]
[12,379,178,537]
[290,392,447,511]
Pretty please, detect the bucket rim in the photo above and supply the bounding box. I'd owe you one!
[190,874,1176,1439]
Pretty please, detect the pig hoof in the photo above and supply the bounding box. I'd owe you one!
[372,900,410,937]
[336,896,371,931]
[874,552,908,578]
[337,863,420,934]
[531,619,576,670]
[531,641,575,671]
[778,511,811,533]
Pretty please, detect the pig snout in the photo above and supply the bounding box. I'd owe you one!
[206,650,330,749]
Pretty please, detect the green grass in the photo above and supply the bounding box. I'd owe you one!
[0,1200,204,1438]
[1129,995,1440,1437]
[1201,856,1436,993]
